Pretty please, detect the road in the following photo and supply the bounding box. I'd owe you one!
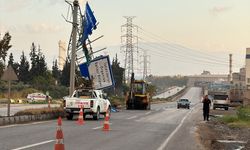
[0,87,204,150]
[153,86,185,99]
[0,104,60,116]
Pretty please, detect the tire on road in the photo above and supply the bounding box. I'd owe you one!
[66,113,73,120]
[93,107,100,120]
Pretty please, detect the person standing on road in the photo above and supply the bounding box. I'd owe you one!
[202,95,211,121]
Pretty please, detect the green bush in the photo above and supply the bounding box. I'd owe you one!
[237,106,250,121]
[109,96,125,108]
[14,107,65,116]
[221,115,238,123]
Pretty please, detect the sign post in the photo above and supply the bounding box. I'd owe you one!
[1,65,18,116]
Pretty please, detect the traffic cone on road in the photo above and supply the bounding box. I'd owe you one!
[77,105,84,125]
[54,116,65,150]
[103,109,110,131]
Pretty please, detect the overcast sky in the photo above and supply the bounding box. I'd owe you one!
[0,0,249,76]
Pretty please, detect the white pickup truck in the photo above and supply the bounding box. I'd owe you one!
[63,89,111,120]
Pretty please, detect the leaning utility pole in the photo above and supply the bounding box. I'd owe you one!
[121,16,138,83]
[69,0,79,96]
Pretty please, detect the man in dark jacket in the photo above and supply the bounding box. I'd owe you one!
[202,95,211,121]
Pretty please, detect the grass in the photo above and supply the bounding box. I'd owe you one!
[14,107,65,116]
[220,106,250,128]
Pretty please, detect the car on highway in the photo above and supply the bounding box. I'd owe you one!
[27,93,51,103]
[177,98,190,109]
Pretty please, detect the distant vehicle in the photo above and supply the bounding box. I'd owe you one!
[64,89,111,120]
[27,93,51,102]
[177,98,190,109]
[212,92,229,110]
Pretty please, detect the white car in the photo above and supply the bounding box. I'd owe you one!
[64,89,111,120]
[27,93,51,102]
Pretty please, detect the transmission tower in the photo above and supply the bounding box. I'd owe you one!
[141,50,150,80]
[121,16,138,83]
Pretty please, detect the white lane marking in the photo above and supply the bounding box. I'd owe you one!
[157,105,197,150]
[145,112,151,115]
[92,123,112,130]
[11,140,55,150]
[217,140,247,144]
[155,108,161,111]
[127,116,137,120]
[0,120,54,129]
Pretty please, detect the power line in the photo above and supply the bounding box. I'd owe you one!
[138,27,243,67]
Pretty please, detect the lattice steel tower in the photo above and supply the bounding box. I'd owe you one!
[121,16,138,83]
[141,50,150,80]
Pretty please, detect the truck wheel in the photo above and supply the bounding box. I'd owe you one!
[93,107,100,120]
[66,113,73,120]
[225,107,229,111]
[213,107,215,110]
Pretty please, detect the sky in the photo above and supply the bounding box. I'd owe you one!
[0,0,250,76]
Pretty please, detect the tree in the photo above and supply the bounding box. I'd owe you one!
[36,46,47,76]
[52,59,61,82]
[7,53,14,67]
[29,43,47,79]
[19,51,30,83]
[0,32,12,63]
[7,52,19,75]
[111,54,124,96]
[0,32,12,76]
[60,58,70,87]
[29,43,37,78]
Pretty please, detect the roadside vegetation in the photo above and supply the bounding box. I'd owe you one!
[220,106,250,128]
[14,107,64,116]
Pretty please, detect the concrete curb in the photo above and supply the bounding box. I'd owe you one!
[0,113,64,126]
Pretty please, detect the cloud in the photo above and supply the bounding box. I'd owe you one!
[210,6,232,15]
[23,23,64,34]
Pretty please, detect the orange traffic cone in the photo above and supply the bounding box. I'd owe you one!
[54,117,65,150]
[103,109,110,131]
[77,105,84,125]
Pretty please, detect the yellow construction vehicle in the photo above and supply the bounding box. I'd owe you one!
[125,73,151,110]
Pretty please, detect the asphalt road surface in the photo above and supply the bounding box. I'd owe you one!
[153,86,185,99]
[0,87,205,150]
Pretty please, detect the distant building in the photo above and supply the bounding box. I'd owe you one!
[244,48,250,105]
[201,70,211,75]
[231,68,245,104]
[246,48,250,89]
[232,68,246,88]
[58,40,67,70]
[187,72,228,87]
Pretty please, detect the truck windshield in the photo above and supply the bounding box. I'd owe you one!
[214,95,228,100]
[75,90,96,99]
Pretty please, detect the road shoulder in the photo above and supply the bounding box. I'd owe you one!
[197,108,250,150]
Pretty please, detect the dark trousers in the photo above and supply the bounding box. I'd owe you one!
[203,109,209,121]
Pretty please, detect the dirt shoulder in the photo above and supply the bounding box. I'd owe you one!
[197,108,250,150]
